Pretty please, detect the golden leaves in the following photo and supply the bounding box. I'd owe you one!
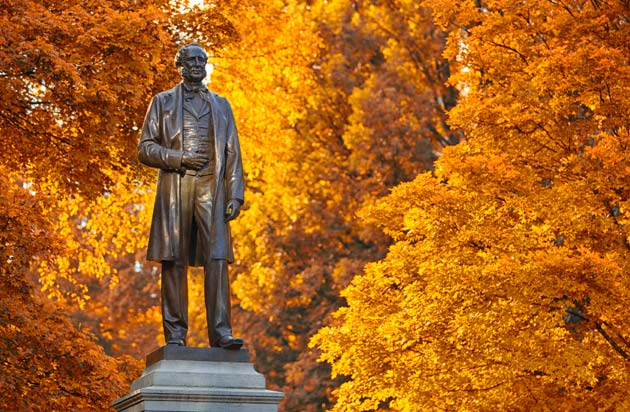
[0,0,235,408]
[312,1,630,410]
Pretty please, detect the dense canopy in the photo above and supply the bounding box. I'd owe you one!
[1,0,629,411]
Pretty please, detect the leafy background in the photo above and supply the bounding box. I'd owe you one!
[1,1,630,411]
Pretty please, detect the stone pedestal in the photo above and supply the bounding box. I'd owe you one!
[113,346,283,412]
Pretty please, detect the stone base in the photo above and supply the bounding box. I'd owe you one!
[113,346,283,412]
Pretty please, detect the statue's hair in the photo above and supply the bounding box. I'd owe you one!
[174,42,207,68]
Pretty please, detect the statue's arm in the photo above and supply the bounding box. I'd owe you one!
[224,100,245,205]
[223,99,244,222]
[137,96,184,171]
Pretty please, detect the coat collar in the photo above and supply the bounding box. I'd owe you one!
[171,82,214,103]
[182,81,208,94]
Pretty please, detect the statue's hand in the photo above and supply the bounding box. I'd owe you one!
[182,151,209,170]
[225,199,242,222]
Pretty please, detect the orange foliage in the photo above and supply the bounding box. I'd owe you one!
[0,171,143,410]
[206,0,456,410]
[313,1,630,411]
[0,0,241,408]
[13,0,628,411]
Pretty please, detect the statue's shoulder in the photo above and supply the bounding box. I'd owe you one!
[155,84,180,99]
[153,84,180,102]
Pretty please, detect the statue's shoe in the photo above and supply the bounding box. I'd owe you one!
[218,335,244,350]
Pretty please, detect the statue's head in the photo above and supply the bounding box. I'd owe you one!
[174,42,208,84]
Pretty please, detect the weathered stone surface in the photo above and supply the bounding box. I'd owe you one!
[113,347,283,412]
[146,346,251,366]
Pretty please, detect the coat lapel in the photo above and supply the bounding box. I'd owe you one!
[163,84,184,150]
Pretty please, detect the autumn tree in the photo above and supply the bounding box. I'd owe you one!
[200,0,458,410]
[2,0,457,410]
[0,0,242,408]
[0,175,144,411]
[313,1,630,410]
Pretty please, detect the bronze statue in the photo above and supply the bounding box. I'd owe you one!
[138,42,244,349]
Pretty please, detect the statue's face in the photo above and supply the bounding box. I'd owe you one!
[179,46,208,83]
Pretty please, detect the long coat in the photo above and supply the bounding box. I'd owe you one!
[138,83,244,265]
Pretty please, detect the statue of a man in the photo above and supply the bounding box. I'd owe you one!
[138,42,244,349]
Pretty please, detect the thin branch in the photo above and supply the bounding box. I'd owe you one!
[0,110,73,146]
[595,322,628,359]
[488,41,528,64]
[596,321,630,359]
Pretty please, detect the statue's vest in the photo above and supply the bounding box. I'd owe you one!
[183,93,215,175]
